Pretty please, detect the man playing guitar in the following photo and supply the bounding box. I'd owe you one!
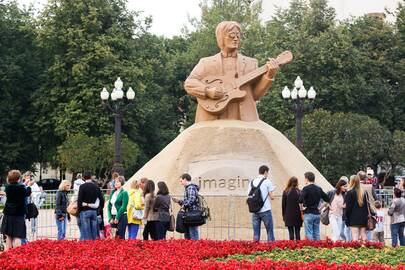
[184,21,291,123]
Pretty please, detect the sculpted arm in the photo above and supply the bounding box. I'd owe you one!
[184,59,224,100]
[184,59,208,99]
[252,58,279,101]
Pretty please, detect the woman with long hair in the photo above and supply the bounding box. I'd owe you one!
[142,180,157,240]
[55,180,72,240]
[282,176,302,240]
[127,180,143,239]
[345,175,368,241]
[329,179,347,241]
[153,181,171,240]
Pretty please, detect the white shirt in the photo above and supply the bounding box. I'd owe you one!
[375,210,385,232]
[30,183,41,206]
[247,175,275,213]
[110,190,119,215]
[73,179,85,194]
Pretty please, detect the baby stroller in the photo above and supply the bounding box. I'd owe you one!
[0,212,4,251]
[0,193,6,251]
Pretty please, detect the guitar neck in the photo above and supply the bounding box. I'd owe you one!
[236,65,268,87]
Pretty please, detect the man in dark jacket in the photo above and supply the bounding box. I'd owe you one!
[172,173,200,240]
[299,171,329,240]
[77,171,103,240]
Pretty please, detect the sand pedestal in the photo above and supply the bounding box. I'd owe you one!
[128,120,332,240]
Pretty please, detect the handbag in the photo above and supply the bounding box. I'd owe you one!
[320,205,330,225]
[176,210,186,233]
[132,208,144,220]
[67,201,78,217]
[26,202,39,219]
[183,209,206,226]
[365,193,377,230]
[168,202,175,232]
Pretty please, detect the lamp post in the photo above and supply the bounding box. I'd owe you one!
[282,76,316,152]
[100,77,135,175]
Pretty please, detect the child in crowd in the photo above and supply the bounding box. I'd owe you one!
[373,200,385,243]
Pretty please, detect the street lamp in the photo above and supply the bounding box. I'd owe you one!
[100,77,135,175]
[282,76,316,152]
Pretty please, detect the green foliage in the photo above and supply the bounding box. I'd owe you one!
[221,246,405,266]
[0,1,42,175]
[33,0,148,165]
[287,109,391,183]
[58,133,139,177]
[388,130,405,171]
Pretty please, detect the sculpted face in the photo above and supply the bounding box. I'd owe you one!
[223,26,241,52]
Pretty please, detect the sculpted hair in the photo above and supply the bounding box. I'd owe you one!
[215,21,242,50]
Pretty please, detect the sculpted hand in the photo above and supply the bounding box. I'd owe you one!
[206,86,225,100]
[265,58,279,80]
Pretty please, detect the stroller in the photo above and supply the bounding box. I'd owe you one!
[0,193,6,251]
[0,212,4,251]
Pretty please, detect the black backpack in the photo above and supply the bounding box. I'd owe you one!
[26,202,39,220]
[246,178,267,213]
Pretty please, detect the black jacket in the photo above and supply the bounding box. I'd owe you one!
[282,188,303,227]
[55,190,69,218]
[345,189,368,227]
[3,183,31,216]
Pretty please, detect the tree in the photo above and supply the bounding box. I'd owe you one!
[388,130,405,174]
[287,109,391,183]
[33,0,149,167]
[0,1,42,176]
[58,133,139,181]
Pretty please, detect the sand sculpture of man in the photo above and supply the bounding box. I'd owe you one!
[184,21,291,123]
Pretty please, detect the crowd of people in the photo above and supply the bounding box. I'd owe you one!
[0,167,404,251]
[257,168,405,247]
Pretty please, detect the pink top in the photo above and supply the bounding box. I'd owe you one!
[330,193,345,217]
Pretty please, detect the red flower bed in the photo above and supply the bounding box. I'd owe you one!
[0,239,402,270]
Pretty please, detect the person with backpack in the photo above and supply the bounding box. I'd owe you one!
[172,173,201,240]
[247,165,275,242]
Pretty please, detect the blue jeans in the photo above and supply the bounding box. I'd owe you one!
[79,210,98,240]
[185,226,199,240]
[55,215,67,240]
[128,224,140,239]
[390,222,405,247]
[343,223,352,241]
[252,210,275,241]
[304,213,321,240]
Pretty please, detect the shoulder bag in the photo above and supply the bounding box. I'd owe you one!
[168,201,175,232]
[365,192,377,230]
[67,200,78,217]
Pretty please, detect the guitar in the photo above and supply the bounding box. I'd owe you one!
[198,50,293,114]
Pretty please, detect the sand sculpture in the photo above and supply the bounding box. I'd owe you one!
[128,21,332,240]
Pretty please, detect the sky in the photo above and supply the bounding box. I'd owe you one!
[16,0,402,37]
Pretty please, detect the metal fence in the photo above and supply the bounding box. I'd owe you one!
[1,189,397,244]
